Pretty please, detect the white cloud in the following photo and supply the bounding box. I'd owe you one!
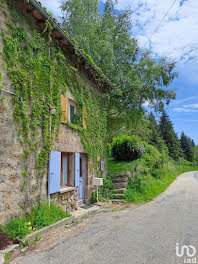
[183,103,198,108]
[114,0,198,63]
[173,107,198,113]
[40,0,198,64]
[171,96,197,105]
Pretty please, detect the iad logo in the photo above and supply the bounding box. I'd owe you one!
[176,243,197,263]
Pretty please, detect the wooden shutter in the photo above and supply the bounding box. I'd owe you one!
[75,153,80,187]
[82,106,87,129]
[60,94,68,123]
[48,152,61,194]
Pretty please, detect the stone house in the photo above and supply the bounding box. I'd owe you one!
[0,0,112,225]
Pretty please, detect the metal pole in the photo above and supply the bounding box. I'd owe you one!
[97,186,98,204]
[48,42,51,207]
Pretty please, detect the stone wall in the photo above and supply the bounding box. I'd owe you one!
[0,2,105,225]
[51,188,78,213]
[53,125,85,154]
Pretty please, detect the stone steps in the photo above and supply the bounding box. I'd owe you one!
[111,199,126,204]
[113,182,128,189]
[110,175,128,182]
[112,193,125,199]
[116,188,126,193]
[110,174,129,204]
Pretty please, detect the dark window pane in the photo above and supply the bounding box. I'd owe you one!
[70,104,75,123]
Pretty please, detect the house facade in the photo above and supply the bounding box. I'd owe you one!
[0,0,112,225]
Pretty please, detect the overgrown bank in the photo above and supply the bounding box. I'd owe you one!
[108,158,198,203]
[107,133,198,203]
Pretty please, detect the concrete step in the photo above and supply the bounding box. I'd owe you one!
[115,188,126,193]
[112,178,128,183]
[110,175,128,182]
[112,193,125,199]
[113,182,128,189]
[111,199,126,204]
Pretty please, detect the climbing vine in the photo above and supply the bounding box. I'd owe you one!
[0,3,108,207]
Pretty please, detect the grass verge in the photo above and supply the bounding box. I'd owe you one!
[108,158,198,203]
[2,202,71,239]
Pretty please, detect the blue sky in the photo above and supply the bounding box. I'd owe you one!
[39,0,198,143]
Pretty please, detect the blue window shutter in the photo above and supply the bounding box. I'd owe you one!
[48,152,61,194]
[75,153,80,187]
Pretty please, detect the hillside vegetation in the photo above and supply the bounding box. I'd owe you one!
[60,0,198,203]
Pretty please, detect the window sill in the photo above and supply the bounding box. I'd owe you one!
[60,186,77,194]
[68,122,83,131]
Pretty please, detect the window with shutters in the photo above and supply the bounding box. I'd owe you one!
[61,152,75,188]
[49,152,87,195]
[60,94,87,128]
[68,101,76,124]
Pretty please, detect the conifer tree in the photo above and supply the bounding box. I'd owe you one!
[147,113,165,151]
[180,132,194,162]
[159,111,181,160]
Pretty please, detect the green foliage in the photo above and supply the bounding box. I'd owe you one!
[193,146,198,165]
[180,132,194,162]
[29,202,70,230]
[159,111,181,160]
[70,81,108,167]
[100,176,115,199]
[111,134,146,161]
[2,202,71,239]
[125,163,198,203]
[91,176,115,202]
[1,9,108,206]
[2,20,70,199]
[108,158,136,175]
[2,217,31,239]
[61,0,177,130]
[142,144,162,170]
[4,252,11,263]
[146,112,166,151]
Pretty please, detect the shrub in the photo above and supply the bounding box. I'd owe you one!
[142,144,162,170]
[2,217,31,239]
[2,202,71,239]
[111,134,146,161]
[29,201,71,230]
[91,177,115,203]
[100,177,115,199]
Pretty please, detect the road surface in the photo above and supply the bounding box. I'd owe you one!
[12,171,198,264]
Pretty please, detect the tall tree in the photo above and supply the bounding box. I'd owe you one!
[61,0,177,128]
[159,111,181,160]
[147,112,165,151]
[180,132,194,162]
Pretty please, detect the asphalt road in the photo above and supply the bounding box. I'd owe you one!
[15,171,198,264]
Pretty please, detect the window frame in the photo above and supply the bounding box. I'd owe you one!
[61,152,70,188]
[68,100,77,124]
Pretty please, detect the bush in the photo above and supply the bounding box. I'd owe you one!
[111,134,146,161]
[29,201,70,230]
[142,144,162,170]
[100,177,115,199]
[2,217,31,239]
[2,202,71,239]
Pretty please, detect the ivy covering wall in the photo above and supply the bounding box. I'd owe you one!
[0,2,108,207]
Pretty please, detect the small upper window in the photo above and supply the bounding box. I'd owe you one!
[69,102,76,123]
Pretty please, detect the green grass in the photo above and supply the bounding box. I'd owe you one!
[82,215,90,219]
[4,252,11,263]
[108,158,136,174]
[108,158,198,203]
[2,202,71,239]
